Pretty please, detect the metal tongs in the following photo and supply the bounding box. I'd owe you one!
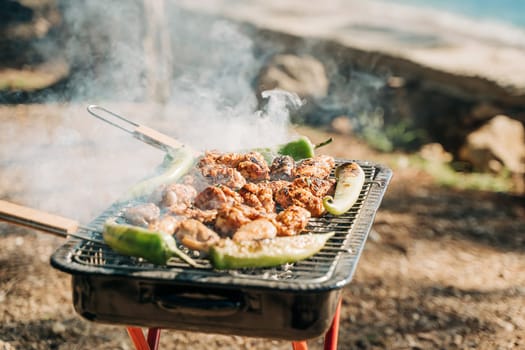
[87,105,193,153]
[0,199,102,243]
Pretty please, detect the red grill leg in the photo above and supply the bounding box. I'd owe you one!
[291,296,343,350]
[147,328,161,350]
[323,297,342,350]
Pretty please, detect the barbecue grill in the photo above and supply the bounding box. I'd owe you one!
[47,160,391,341]
[0,106,392,349]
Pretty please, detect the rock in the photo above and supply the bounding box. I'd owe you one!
[257,54,329,101]
[0,340,15,350]
[330,115,353,134]
[419,143,452,163]
[459,115,525,174]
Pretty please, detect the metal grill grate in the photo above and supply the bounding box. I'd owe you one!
[52,161,391,291]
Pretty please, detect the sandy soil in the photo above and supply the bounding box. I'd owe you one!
[1,107,524,349]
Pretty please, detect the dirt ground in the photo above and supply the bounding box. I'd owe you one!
[0,105,524,349]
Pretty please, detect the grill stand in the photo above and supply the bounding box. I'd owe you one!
[125,297,342,350]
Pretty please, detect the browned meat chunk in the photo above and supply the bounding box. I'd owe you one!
[175,219,220,252]
[275,185,325,217]
[236,152,270,182]
[239,182,275,213]
[270,155,295,181]
[123,203,160,227]
[260,179,291,196]
[275,205,311,236]
[198,151,269,183]
[294,155,335,179]
[200,164,246,190]
[149,215,181,234]
[214,204,268,236]
[232,218,277,242]
[161,183,197,211]
[194,185,242,210]
[292,176,336,198]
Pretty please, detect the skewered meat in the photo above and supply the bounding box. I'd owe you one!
[275,185,325,217]
[149,215,181,235]
[175,219,221,252]
[292,176,336,198]
[239,183,275,213]
[194,185,243,210]
[200,164,246,190]
[275,205,311,236]
[123,203,160,227]
[294,155,335,179]
[232,218,277,242]
[161,183,197,211]
[270,155,295,181]
[215,204,268,236]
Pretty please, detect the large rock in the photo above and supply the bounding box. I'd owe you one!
[257,54,329,101]
[459,115,525,174]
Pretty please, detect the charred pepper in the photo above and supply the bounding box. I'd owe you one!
[124,147,195,200]
[103,220,198,266]
[257,136,333,163]
[208,232,335,270]
[322,162,365,215]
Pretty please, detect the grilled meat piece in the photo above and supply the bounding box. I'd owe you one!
[198,151,269,183]
[175,219,220,252]
[194,185,243,210]
[292,176,336,198]
[275,205,311,236]
[275,185,325,217]
[270,155,295,181]
[149,215,181,235]
[239,182,275,213]
[123,203,160,227]
[232,218,277,242]
[236,152,270,182]
[161,183,197,211]
[215,204,268,236]
[200,164,246,190]
[294,155,335,179]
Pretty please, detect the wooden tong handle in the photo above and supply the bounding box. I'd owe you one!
[0,199,79,237]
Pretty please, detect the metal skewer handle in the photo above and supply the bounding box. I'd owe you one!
[87,105,187,152]
[0,199,102,243]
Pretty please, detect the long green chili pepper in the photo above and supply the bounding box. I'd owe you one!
[208,232,335,270]
[322,162,365,216]
[103,220,199,267]
[257,136,333,163]
[123,147,195,200]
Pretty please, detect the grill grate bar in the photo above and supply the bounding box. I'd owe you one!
[52,160,391,287]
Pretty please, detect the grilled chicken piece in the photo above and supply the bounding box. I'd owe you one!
[275,185,325,217]
[294,155,335,179]
[232,218,277,242]
[175,219,220,253]
[161,183,197,211]
[215,204,268,236]
[123,203,160,227]
[149,215,181,234]
[198,151,269,183]
[260,179,291,196]
[194,185,243,210]
[239,182,275,213]
[275,205,311,236]
[200,164,246,190]
[236,152,270,182]
[292,176,336,198]
[270,155,295,181]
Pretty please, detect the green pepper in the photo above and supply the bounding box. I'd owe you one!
[208,232,335,270]
[103,220,198,266]
[256,136,333,163]
[123,147,195,200]
[322,162,365,216]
